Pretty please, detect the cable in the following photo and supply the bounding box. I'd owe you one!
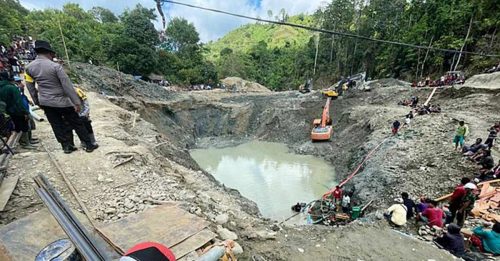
[161,0,500,58]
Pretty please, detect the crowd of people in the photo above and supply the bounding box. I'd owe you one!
[1,38,99,155]
[385,179,499,258]
[411,72,465,88]
[384,118,499,258]
[392,95,442,136]
[0,37,37,78]
[459,121,500,182]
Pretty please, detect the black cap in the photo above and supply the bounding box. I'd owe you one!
[34,40,55,54]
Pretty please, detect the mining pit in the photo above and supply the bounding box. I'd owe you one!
[1,64,499,260]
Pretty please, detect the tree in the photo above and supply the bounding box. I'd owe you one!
[89,7,118,23]
[164,17,200,53]
[108,36,157,75]
[279,8,287,22]
[121,4,158,48]
[220,47,233,56]
[0,0,28,44]
[267,10,273,20]
[160,17,218,84]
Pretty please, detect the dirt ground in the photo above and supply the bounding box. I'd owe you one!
[2,63,499,260]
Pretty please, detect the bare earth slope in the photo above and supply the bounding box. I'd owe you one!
[3,63,499,260]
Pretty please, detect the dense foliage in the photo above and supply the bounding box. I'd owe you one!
[2,0,498,90]
[207,0,499,90]
[0,0,216,85]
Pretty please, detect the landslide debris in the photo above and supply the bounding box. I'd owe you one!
[464,71,500,89]
[6,62,499,260]
[73,62,500,210]
[221,77,272,93]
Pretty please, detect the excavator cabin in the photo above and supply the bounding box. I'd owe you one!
[311,97,333,141]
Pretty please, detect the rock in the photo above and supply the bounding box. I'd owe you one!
[124,199,134,209]
[423,235,434,241]
[215,213,229,224]
[104,208,116,214]
[432,226,442,232]
[271,223,282,232]
[232,241,243,255]
[217,225,238,240]
[298,248,304,253]
[255,230,277,240]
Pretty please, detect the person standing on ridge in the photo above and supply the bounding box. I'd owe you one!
[485,127,497,149]
[75,86,98,148]
[24,40,97,153]
[453,121,468,151]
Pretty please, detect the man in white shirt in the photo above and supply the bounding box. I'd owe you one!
[385,198,407,226]
[341,194,351,213]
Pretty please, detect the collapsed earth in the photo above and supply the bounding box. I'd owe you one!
[0,0,500,261]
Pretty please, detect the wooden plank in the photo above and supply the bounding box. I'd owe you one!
[0,150,13,172]
[0,209,67,261]
[435,180,500,202]
[0,241,13,261]
[0,209,119,260]
[98,205,209,251]
[0,176,19,211]
[170,229,215,259]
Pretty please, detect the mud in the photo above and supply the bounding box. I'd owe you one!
[190,141,336,220]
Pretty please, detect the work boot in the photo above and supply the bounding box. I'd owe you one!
[29,133,39,144]
[61,143,76,154]
[85,143,98,153]
[89,133,98,147]
[63,145,73,154]
[20,132,37,150]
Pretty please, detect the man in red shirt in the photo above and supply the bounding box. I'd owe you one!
[332,185,343,211]
[446,177,470,224]
[420,200,445,228]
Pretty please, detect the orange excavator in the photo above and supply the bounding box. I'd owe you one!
[311,97,333,141]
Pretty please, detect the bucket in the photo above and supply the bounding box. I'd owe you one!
[351,206,361,219]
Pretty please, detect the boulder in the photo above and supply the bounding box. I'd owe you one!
[221,77,271,93]
[216,225,238,240]
[232,241,243,255]
[215,213,229,224]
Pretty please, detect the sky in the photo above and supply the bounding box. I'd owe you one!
[19,0,326,42]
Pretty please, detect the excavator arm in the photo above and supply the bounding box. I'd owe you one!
[321,97,331,128]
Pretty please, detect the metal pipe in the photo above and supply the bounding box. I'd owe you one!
[34,174,108,261]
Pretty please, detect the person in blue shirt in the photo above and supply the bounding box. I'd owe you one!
[472,222,500,255]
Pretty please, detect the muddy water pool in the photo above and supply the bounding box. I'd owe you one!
[190,141,336,220]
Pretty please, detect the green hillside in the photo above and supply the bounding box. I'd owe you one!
[206,15,315,61]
